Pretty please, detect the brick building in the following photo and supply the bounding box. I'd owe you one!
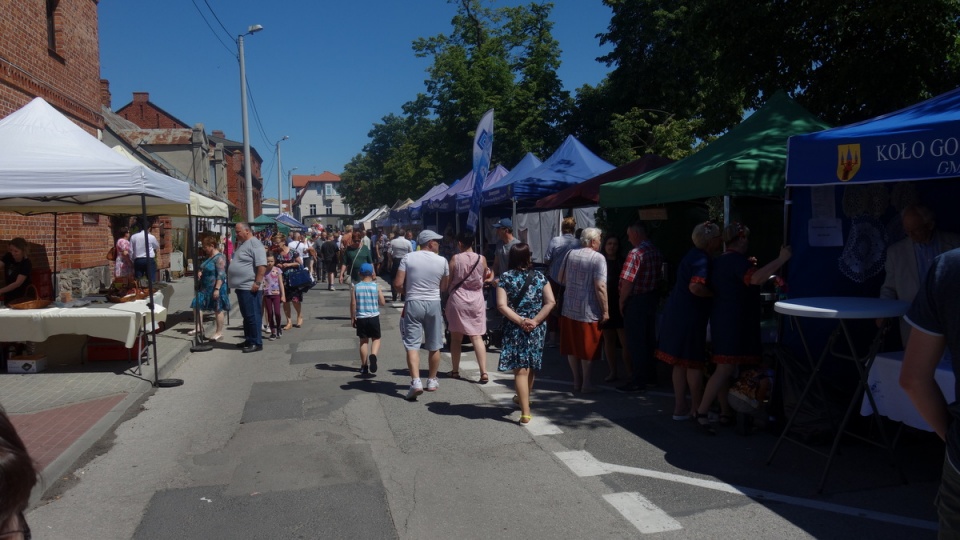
[0,0,112,295]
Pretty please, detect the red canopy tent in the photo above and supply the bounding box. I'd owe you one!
[534,154,673,209]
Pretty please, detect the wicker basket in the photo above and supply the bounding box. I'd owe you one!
[8,284,53,310]
[107,287,148,303]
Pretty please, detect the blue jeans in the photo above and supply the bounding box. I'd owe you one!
[134,257,157,282]
[624,291,659,387]
[235,289,263,346]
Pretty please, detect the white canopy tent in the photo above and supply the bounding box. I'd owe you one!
[0,98,191,215]
[0,97,193,386]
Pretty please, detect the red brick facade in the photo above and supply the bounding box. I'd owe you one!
[0,0,171,295]
[0,0,108,291]
[116,92,190,130]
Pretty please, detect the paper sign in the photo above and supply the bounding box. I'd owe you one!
[808,217,843,247]
[810,186,836,219]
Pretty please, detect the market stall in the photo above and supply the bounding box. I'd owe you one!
[0,97,191,383]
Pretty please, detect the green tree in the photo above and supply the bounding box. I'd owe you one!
[597,0,960,133]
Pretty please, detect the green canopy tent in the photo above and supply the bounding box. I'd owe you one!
[250,213,289,236]
[598,91,830,263]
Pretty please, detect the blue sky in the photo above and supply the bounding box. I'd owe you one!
[98,1,613,201]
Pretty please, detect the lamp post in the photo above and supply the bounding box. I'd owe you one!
[239,23,263,222]
[287,167,298,219]
[275,135,289,215]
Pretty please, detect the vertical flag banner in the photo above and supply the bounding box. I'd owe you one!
[467,109,494,231]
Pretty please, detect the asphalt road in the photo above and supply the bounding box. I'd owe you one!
[26,281,942,539]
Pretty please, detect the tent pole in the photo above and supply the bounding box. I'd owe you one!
[783,187,792,246]
[512,199,517,227]
[723,195,731,226]
[190,205,212,353]
[140,197,160,386]
[53,213,59,297]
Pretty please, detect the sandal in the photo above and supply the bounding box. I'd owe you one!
[479,373,489,384]
[448,370,461,379]
[187,329,199,336]
[284,321,293,330]
[519,414,532,425]
[695,413,717,435]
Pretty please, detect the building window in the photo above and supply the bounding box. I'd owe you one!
[326,207,333,216]
[325,183,336,197]
[309,204,316,215]
[209,162,217,192]
[46,0,62,56]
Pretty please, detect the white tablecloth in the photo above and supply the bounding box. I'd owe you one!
[860,351,956,431]
[0,300,166,348]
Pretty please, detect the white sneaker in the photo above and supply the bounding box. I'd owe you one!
[405,379,424,401]
[425,378,439,392]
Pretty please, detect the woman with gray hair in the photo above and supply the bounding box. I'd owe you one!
[655,222,722,421]
[557,227,609,393]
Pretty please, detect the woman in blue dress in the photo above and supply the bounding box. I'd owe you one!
[656,222,722,421]
[497,243,556,426]
[693,223,791,433]
[190,235,230,341]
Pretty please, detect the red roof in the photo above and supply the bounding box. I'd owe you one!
[293,171,340,188]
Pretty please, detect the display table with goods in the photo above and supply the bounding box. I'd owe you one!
[0,297,166,369]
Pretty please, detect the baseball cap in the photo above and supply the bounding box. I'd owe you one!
[418,230,444,245]
[492,218,513,229]
[360,263,374,275]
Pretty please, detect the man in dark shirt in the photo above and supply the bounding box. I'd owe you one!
[901,247,960,536]
[319,233,340,291]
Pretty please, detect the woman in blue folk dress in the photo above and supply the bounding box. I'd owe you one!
[656,222,722,421]
[191,235,230,341]
[693,223,791,433]
[497,243,556,426]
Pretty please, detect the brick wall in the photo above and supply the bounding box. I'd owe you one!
[116,92,189,129]
[0,0,171,296]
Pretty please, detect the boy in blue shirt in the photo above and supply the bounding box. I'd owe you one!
[351,263,386,375]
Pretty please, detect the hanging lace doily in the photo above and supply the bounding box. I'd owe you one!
[838,216,887,283]
[889,182,919,212]
[842,184,889,219]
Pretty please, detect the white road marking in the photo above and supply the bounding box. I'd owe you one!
[604,492,682,534]
[556,450,936,531]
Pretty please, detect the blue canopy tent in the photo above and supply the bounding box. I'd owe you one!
[456,165,508,212]
[275,213,308,231]
[783,87,960,388]
[404,183,449,224]
[482,152,542,207]
[483,137,613,213]
[785,86,960,300]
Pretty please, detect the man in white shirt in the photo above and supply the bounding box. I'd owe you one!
[388,229,414,302]
[130,222,161,281]
[287,231,312,282]
[393,230,450,401]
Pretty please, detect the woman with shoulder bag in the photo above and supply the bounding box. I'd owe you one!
[274,233,305,329]
[497,243,556,426]
[446,231,493,383]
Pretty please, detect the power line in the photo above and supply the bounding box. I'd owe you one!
[202,0,234,42]
[189,0,235,58]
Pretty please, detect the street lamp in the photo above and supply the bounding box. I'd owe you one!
[275,135,289,215]
[239,23,263,222]
[287,167,298,219]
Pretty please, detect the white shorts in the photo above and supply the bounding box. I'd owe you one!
[400,299,444,351]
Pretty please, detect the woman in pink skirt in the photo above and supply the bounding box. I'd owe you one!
[445,231,493,383]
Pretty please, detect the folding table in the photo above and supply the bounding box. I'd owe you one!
[767,296,909,492]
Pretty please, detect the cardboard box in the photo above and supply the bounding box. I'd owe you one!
[8,355,47,374]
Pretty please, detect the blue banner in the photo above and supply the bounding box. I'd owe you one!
[467,109,494,231]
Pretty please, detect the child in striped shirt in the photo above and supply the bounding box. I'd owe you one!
[351,263,385,375]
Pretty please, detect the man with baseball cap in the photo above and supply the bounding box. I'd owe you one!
[393,229,450,400]
[492,217,519,280]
